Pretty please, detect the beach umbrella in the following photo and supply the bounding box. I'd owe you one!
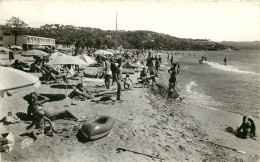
[0,67,41,98]
[77,55,96,66]
[21,49,48,57]
[48,55,88,66]
[94,50,113,56]
[10,45,23,50]
[44,52,66,60]
[48,55,88,95]
[0,47,12,53]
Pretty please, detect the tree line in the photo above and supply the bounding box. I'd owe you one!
[0,17,231,51]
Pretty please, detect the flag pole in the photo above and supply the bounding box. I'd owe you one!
[114,12,118,53]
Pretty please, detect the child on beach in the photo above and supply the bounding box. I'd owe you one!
[26,110,57,140]
[123,73,133,90]
[236,116,256,140]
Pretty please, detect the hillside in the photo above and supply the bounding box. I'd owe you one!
[1,22,229,51]
[220,41,260,50]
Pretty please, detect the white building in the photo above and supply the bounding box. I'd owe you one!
[3,35,55,49]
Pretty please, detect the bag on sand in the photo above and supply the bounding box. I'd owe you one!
[0,132,15,153]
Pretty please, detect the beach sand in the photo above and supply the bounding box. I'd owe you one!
[1,55,260,161]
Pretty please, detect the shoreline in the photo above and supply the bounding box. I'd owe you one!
[1,54,260,161]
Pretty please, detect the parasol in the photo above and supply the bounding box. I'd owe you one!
[21,50,48,57]
[76,55,96,66]
[0,67,41,98]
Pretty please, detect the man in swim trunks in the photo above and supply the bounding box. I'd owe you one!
[168,62,180,97]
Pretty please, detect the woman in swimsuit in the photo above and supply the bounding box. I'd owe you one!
[27,92,78,121]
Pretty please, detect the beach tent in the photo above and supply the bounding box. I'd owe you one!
[21,50,48,57]
[0,67,41,98]
[94,50,113,56]
[77,55,96,66]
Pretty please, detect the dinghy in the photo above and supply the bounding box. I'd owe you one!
[81,116,114,140]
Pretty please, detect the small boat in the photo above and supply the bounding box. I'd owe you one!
[83,71,99,78]
[81,116,114,140]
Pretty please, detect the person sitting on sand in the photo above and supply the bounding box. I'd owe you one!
[1,112,20,124]
[70,83,94,100]
[123,73,133,90]
[26,110,57,140]
[30,59,42,72]
[27,92,78,121]
[12,59,29,71]
[41,65,68,84]
[236,116,256,140]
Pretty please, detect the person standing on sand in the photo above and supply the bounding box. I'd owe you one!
[104,58,112,89]
[170,55,174,66]
[111,61,117,85]
[168,62,180,98]
[115,62,123,101]
[9,51,15,62]
[223,57,227,65]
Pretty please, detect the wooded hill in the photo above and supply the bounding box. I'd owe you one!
[1,17,230,51]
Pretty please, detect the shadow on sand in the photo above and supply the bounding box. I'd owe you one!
[50,85,74,89]
[23,93,66,103]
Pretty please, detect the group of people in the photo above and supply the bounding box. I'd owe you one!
[138,52,161,85]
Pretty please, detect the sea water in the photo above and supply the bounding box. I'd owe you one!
[160,50,260,118]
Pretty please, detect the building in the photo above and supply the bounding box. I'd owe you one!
[3,35,55,50]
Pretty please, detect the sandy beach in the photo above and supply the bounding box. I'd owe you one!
[1,53,259,162]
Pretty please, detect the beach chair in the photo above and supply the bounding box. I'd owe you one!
[41,67,64,84]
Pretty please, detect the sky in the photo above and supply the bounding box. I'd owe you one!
[0,0,259,42]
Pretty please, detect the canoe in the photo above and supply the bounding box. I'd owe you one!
[83,71,98,78]
[81,116,114,140]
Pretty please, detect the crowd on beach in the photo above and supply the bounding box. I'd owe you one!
[0,46,257,157]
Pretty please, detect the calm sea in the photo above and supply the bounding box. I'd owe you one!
[160,50,260,118]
